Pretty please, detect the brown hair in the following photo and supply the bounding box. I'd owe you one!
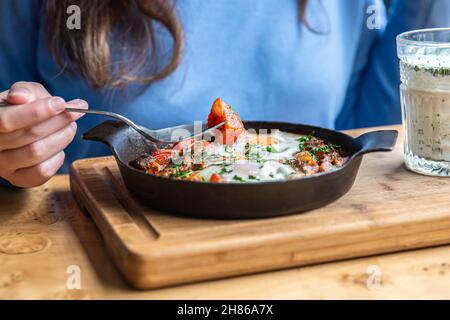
[45,0,308,89]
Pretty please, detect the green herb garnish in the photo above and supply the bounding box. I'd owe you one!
[172,169,193,179]
[244,143,251,158]
[298,135,314,152]
[233,175,244,182]
[311,144,338,155]
[220,167,233,174]
[298,134,340,160]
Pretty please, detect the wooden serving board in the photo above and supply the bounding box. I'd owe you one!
[70,126,450,289]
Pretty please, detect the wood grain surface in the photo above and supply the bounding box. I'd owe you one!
[2,125,450,299]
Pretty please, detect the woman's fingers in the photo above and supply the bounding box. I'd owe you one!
[0,99,87,151]
[0,82,83,188]
[0,122,77,174]
[0,96,66,133]
[6,151,66,188]
[64,99,88,120]
[6,81,51,105]
[0,90,8,103]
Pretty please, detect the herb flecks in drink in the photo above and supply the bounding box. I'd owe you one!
[403,61,450,77]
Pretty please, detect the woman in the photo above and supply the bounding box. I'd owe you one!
[0,0,449,188]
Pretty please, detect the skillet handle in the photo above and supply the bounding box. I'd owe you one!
[355,130,398,155]
[82,120,127,146]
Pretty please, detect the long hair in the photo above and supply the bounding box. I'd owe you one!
[45,0,309,89]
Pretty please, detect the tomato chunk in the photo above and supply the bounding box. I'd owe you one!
[209,173,223,183]
[152,149,174,157]
[207,98,245,145]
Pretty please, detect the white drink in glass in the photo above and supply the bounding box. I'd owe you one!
[397,28,450,176]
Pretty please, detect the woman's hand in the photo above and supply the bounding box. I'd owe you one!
[0,82,88,188]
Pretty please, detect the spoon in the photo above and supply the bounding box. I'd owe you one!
[65,107,226,144]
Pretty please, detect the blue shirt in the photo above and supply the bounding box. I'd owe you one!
[1,0,449,173]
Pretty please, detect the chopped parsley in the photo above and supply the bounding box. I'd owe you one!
[244,143,252,158]
[224,145,233,154]
[248,175,257,180]
[244,143,264,162]
[233,175,244,182]
[172,169,193,179]
[169,161,185,169]
[298,135,340,161]
[255,153,263,163]
[298,135,314,151]
[220,167,233,174]
[311,144,338,155]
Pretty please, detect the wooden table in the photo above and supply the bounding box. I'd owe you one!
[1,125,450,300]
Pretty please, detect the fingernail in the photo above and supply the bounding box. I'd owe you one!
[9,87,31,98]
[68,99,88,109]
[48,97,65,112]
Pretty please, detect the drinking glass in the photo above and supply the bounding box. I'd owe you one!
[397,28,450,176]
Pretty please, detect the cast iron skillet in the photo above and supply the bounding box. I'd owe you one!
[81,120,398,219]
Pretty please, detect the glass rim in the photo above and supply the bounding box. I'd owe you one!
[397,27,450,48]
